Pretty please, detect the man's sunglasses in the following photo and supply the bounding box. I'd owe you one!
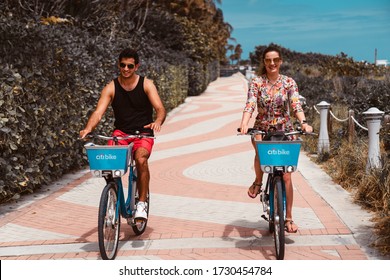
[119,63,135,69]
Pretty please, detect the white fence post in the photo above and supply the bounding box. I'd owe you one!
[362,107,384,172]
[317,101,331,154]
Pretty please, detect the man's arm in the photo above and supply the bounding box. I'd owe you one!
[79,81,114,138]
[143,78,166,132]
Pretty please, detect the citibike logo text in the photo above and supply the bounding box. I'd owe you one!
[268,148,290,155]
[96,154,117,160]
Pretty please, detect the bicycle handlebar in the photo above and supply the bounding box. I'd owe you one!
[237,128,317,137]
[82,131,155,141]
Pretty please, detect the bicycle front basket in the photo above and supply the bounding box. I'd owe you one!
[85,145,130,177]
[255,140,302,173]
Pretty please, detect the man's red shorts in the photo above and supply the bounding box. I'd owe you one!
[107,129,154,155]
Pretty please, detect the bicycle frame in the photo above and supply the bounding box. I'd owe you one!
[84,132,153,259]
[85,133,153,221]
[237,127,306,260]
[85,143,133,214]
[259,132,303,259]
[257,136,302,222]
[113,160,136,220]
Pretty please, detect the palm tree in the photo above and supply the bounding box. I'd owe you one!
[234,44,243,65]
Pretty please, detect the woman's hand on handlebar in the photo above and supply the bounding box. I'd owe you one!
[239,124,249,135]
[301,123,313,133]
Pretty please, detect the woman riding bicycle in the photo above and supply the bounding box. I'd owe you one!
[239,45,312,233]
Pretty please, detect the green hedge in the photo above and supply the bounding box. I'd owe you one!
[0,20,218,203]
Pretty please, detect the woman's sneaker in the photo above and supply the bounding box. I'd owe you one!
[135,201,148,220]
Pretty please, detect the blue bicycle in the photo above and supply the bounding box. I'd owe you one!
[240,128,309,260]
[84,133,154,260]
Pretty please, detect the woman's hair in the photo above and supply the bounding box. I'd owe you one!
[259,45,283,75]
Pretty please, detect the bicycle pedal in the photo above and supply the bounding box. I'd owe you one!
[134,217,147,223]
[261,214,269,221]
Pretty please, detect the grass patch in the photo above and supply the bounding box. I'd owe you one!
[303,106,390,256]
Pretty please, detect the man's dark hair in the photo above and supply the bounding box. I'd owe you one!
[119,48,139,64]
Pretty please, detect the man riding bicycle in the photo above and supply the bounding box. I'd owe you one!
[80,48,166,220]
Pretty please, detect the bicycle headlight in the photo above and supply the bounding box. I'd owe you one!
[286,166,294,173]
[93,170,101,177]
[264,166,272,173]
[114,170,122,177]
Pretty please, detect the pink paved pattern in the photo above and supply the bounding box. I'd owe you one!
[0,74,377,260]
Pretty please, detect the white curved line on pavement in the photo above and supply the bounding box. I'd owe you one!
[157,113,241,143]
[165,102,243,124]
[182,150,255,187]
[0,223,78,242]
[150,193,324,230]
[151,135,248,162]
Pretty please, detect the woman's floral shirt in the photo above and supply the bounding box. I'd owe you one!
[244,74,303,132]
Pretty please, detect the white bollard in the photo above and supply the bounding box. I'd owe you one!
[317,101,331,154]
[363,107,384,171]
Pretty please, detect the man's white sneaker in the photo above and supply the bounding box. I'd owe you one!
[134,201,148,220]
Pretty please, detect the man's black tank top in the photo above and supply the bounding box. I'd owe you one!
[111,76,153,135]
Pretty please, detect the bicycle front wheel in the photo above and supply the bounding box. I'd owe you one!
[272,177,285,260]
[98,182,120,260]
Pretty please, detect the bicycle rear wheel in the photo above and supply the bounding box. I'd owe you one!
[272,177,285,260]
[98,182,120,260]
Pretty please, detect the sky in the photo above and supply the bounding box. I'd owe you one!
[218,0,390,63]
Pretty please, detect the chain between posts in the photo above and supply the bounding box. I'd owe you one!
[314,105,368,130]
[314,102,385,172]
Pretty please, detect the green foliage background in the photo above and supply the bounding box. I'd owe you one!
[1,0,390,256]
[0,0,231,202]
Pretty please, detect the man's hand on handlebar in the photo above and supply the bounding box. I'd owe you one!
[79,129,92,140]
[144,121,162,132]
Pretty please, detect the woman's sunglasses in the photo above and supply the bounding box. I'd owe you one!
[264,57,281,65]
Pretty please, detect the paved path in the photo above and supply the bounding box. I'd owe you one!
[0,73,387,260]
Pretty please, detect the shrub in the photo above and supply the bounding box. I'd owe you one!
[0,0,226,202]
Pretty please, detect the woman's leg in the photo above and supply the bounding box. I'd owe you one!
[254,153,263,185]
[283,173,298,232]
[248,136,263,198]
